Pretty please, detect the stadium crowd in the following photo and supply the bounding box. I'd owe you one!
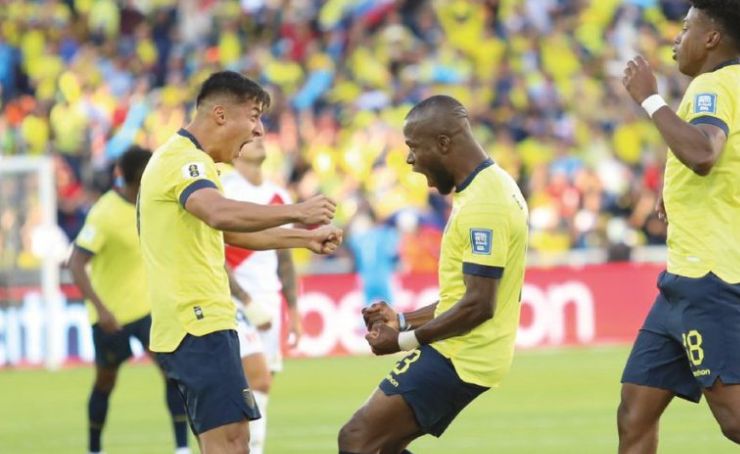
[0,0,691,272]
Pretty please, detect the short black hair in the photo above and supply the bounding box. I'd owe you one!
[195,71,271,109]
[405,95,469,121]
[119,146,151,185]
[691,0,740,50]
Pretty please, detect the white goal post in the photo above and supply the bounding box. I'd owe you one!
[0,155,62,370]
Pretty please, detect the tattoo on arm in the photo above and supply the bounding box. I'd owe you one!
[226,265,250,302]
[277,250,298,308]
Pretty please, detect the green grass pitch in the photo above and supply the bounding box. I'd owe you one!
[0,346,736,453]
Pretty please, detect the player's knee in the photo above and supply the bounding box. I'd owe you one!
[250,373,272,394]
[719,419,740,444]
[94,372,118,393]
[617,399,638,436]
[225,443,249,454]
[226,429,250,454]
[338,417,366,449]
[337,421,355,447]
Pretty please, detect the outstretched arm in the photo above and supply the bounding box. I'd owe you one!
[224,225,342,254]
[186,188,336,232]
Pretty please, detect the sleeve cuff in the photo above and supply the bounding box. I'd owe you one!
[462,262,504,278]
[690,116,729,137]
[179,179,218,207]
[73,244,96,256]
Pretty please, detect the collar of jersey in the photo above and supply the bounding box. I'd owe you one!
[177,128,205,151]
[456,158,494,193]
[711,58,740,72]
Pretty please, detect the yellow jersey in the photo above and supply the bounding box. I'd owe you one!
[431,159,529,388]
[74,190,150,325]
[664,60,740,284]
[139,129,235,353]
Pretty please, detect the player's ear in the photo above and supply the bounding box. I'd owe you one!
[212,104,226,125]
[437,134,451,154]
[705,29,722,50]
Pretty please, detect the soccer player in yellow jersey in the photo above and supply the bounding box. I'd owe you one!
[138,71,342,454]
[69,147,191,454]
[338,95,529,453]
[618,1,740,452]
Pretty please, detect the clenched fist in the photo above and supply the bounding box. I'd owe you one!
[365,322,401,355]
[307,225,343,254]
[296,195,336,225]
[361,301,398,331]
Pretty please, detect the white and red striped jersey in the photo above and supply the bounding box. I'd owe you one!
[221,169,293,297]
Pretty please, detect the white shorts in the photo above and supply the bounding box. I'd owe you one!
[236,293,284,372]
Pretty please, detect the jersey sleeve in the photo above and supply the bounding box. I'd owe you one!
[74,213,106,255]
[684,73,735,137]
[455,204,509,279]
[172,155,221,207]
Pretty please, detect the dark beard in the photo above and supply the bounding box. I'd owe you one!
[432,171,455,195]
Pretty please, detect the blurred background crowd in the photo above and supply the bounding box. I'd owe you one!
[0,0,691,280]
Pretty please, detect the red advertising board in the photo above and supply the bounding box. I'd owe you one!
[0,263,663,366]
[294,263,661,357]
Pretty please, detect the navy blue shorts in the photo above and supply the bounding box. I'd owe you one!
[92,314,151,368]
[156,330,261,434]
[379,345,488,437]
[622,271,740,402]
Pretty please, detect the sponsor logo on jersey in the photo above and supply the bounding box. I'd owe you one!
[693,368,711,377]
[470,228,493,255]
[694,93,717,114]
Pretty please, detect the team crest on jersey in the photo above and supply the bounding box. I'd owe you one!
[694,93,717,114]
[181,162,205,179]
[470,228,493,255]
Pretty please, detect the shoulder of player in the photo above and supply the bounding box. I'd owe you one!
[80,193,120,235]
[219,171,244,198]
[222,166,258,186]
[155,134,215,165]
[219,167,241,184]
[455,200,511,219]
[688,69,733,94]
[458,177,509,208]
[465,163,506,187]
[270,182,292,204]
[86,191,119,217]
[455,179,523,218]
[151,146,218,187]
